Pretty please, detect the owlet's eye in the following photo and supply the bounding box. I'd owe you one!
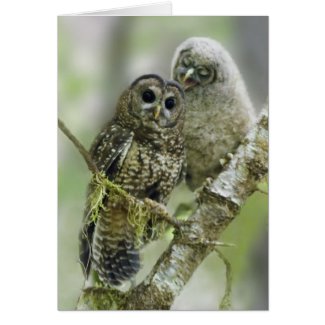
[197,67,210,77]
[165,97,176,110]
[182,56,191,67]
[142,89,156,103]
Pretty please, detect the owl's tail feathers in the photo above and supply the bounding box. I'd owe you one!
[95,241,141,286]
[79,221,95,279]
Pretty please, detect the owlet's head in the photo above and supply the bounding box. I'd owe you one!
[117,74,185,133]
[171,37,238,92]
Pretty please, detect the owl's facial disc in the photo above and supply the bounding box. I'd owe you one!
[174,52,215,90]
[128,75,183,132]
[140,87,182,128]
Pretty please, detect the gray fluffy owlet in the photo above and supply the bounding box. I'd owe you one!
[79,74,185,286]
[171,37,256,190]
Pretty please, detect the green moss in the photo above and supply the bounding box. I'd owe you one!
[78,287,126,310]
[87,172,166,248]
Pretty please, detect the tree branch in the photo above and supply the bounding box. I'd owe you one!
[75,107,268,310]
[58,119,99,174]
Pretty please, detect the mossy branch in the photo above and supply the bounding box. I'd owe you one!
[71,106,268,310]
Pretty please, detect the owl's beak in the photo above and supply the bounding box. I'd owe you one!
[183,68,195,82]
[181,67,199,90]
[153,104,161,120]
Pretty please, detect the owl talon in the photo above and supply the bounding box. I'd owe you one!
[226,153,234,160]
[203,177,214,187]
[194,177,214,203]
[220,153,233,168]
[219,158,227,167]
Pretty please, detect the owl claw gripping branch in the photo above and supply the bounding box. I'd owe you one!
[79,74,186,287]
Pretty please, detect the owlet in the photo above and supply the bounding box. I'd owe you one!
[79,74,185,286]
[171,37,256,190]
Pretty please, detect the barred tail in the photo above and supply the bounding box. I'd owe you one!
[91,207,140,286]
[94,240,140,286]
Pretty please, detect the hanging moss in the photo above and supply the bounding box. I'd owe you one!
[86,171,167,248]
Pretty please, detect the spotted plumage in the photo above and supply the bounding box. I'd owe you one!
[79,74,185,286]
[171,37,256,190]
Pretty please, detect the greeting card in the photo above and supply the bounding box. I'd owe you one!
[58,3,268,310]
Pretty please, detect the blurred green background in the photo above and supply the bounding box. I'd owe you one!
[58,16,268,310]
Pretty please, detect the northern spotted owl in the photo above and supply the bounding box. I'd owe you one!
[171,37,256,190]
[79,74,185,286]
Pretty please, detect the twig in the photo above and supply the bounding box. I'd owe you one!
[256,187,268,195]
[58,118,99,174]
[216,249,233,310]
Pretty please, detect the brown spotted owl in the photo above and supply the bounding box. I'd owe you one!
[79,74,185,286]
[171,37,256,190]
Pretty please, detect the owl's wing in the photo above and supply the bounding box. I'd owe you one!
[90,122,134,178]
[176,155,187,186]
[79,122,134,278]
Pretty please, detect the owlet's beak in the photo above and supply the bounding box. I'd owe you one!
[178,67,199,90]
[153,104,161,120]
[183,68,195,82]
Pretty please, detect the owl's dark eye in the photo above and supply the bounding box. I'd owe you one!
[182,56,191,67]
[197,67,210,77]
[165,97,176,110]
[142,89,156,103]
